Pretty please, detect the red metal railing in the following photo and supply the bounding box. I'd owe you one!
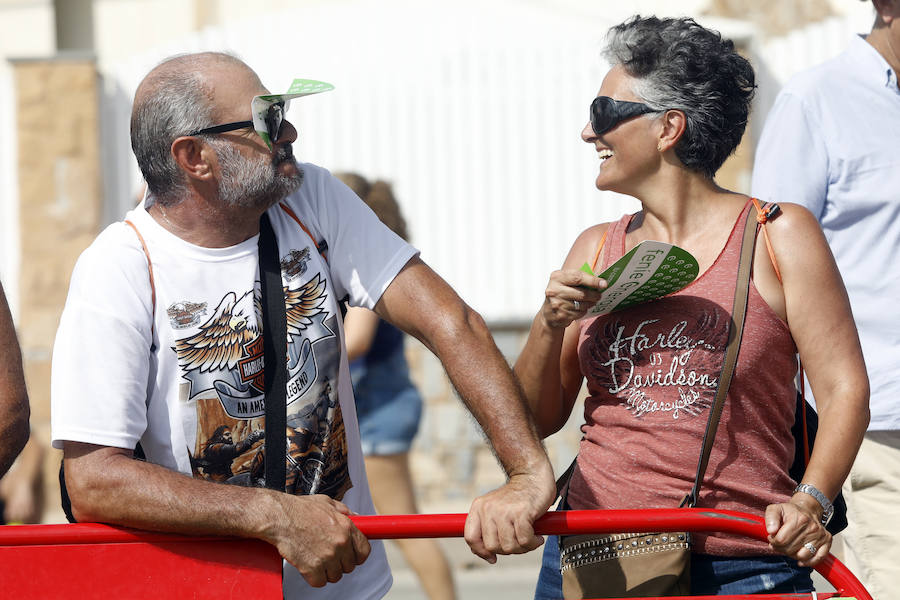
[0,508,870,599]
[0,523,283,597]
[354,508,869,600]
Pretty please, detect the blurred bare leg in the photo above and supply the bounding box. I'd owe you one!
[365,453,457,600]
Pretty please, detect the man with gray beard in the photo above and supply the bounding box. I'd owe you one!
[50,52,555,600]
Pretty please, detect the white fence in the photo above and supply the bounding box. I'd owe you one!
[94,3,874,324]
[99,0,638,324]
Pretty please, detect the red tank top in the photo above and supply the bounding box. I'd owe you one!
[568,201,798,556]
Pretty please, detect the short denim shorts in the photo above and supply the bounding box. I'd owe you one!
[352,350,423,456]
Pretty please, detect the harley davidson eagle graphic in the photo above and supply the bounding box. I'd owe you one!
[173,271,351,500]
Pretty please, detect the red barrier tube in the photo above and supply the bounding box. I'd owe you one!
[350,508,871,600]
[0,508,870,599]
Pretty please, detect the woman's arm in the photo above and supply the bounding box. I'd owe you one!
[343,306,381,362]
[513,226,609,438]
[757,203,869,566]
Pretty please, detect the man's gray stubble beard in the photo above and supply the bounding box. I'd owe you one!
[212,140,304,209]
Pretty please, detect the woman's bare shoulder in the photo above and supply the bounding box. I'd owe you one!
[764,201,820,233]
[762,202,836,276]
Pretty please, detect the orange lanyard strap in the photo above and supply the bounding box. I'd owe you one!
[749,199,811,461]
[750,197,783,283]
[590,227,609,273]
[277,202,325,257]
[124,219,156,344]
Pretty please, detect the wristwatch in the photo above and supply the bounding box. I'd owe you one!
[793,483,834,526]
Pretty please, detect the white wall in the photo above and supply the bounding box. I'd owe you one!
[0,0,55,57]
[99,0,647,324]
[94,0,877,324]
[92,0,201,71]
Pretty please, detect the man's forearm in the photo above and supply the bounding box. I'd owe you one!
[64,443,279,541]
[64,441,372,587]
[376,257,552,479]
[430,307,550,477]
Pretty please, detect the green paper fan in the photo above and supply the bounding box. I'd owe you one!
[580,240,699,317]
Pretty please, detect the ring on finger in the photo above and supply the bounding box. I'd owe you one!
[803,542,817,555]
[573,300,581,310]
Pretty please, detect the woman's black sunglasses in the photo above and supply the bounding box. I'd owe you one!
[590,96,659,135]
[188,101,287,145]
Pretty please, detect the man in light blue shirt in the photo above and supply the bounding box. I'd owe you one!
[752,1,900,595]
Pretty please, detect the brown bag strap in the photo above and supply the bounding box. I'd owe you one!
[681,203,759,508]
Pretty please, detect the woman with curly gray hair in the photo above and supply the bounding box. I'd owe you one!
[515,15,869,598]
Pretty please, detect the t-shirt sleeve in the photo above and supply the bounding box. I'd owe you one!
[751,90,829,219]
[292,166,419,309]
[51,227,155,451]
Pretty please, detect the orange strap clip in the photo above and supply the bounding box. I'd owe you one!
[750,197,783,283]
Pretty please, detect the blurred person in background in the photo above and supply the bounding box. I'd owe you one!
[752,1,900,596]
[0,281,30,487]
[515,15,869,598]
[337,172,457,600]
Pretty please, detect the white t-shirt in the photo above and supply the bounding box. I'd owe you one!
[51,163,419,599]
[752,35,900,431]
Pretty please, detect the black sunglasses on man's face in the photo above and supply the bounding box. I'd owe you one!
[589,96,658,136]
[188,102,287,145]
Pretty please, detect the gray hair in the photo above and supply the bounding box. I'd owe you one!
[602,16,756,178]
[130,52,247,206]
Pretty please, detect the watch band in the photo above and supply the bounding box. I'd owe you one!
[794,483,834,525]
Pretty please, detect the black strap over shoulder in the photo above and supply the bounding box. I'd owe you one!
[259,213,288,493]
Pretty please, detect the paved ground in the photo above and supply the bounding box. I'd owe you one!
[382,537,543,600]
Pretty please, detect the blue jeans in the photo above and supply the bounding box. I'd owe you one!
[534,534,564,600]
[690,554,813,595]
[533,535,813,598]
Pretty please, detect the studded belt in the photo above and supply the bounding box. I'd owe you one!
[559,531,691,572]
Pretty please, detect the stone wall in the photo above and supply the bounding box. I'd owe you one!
[11,56,102,520]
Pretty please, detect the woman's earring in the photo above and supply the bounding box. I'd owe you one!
[657,144,664,152]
